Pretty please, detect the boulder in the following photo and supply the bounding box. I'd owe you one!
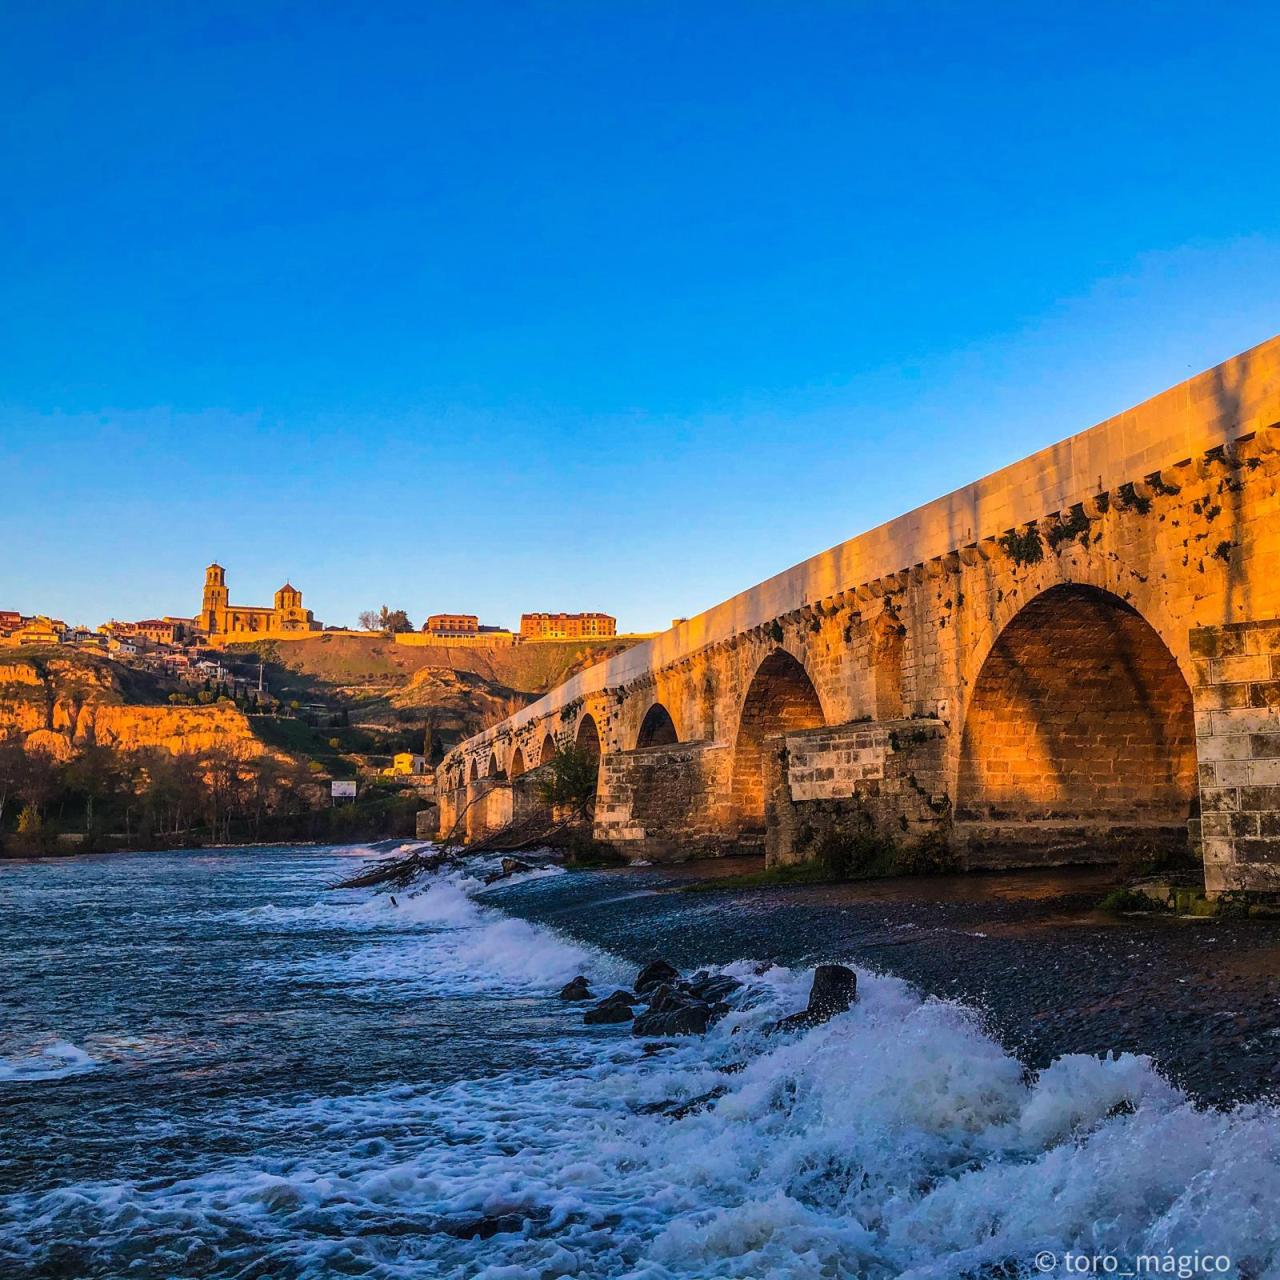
[767,964,857,1035]
[634,959,679,995]
[584,1001,635,1025]
[595,989,636,1008]
[559,976,592,1001]
[807,965,857,1019]
[686,974,742,1005]
[632,1001,713,1038]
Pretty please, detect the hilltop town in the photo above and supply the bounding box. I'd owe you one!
[0,563,644,856]
[3,561,626,653]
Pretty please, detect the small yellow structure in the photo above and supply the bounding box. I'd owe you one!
[386,752,427,776]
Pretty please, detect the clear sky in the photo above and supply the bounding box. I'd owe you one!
[3,2,1278,632]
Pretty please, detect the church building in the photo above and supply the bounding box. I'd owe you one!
[199,564,322,638]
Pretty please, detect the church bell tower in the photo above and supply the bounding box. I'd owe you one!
[202,563,229,633]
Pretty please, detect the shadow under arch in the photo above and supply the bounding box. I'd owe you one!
[731,649,825,833]
[468,759,479,783]
[510,747,526,779]
[956,583,1197,855]
[576,714,601,761]
[539,732,557,766]
[636,702,679,749]
[487,752,504,779]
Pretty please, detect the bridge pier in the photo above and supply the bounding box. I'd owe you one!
[762,718,950,869]
[594,740,734,861]
[1192,620,1280,894]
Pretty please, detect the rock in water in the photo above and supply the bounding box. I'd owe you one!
[807,964,856,1018]
[767,964,857,1034]
[634,959,679,995]
[559,976,592,1001]
[584,1001,635,1025]
[501,857,533,877]
[686,974,742,1005]
[632,1001,713,1037]
[595,989,636,1008]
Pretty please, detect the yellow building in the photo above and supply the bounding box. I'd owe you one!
[199,564,322,639]
[387,752,427,776]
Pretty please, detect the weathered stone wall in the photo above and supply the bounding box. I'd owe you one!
[438,337,1280,890]
[765,720,949,868]
[1192,619,1280,893]
[595,742,733,861]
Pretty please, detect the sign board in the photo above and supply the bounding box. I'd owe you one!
[331,780,357,799]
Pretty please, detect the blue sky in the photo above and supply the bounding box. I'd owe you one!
[3,2,1278,632]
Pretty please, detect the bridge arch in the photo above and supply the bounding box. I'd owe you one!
[510,746,526,778]
[487,751,504,779]
[956,584,1197,847]
[539,732,557,766]
[575,714,601,761]
[731,649,826,832]
[636,702,679,749]
[468,758,479,783]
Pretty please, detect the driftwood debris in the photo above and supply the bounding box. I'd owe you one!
[332,800,573,891]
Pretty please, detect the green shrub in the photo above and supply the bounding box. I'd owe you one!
[999,525,1043,567]
[535,743,599,820]
[1099,887,1164,914]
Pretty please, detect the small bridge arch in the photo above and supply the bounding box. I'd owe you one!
[576,714,601,761]
[636,702,679,749]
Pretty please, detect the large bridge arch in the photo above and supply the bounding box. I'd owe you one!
[468,758,479,783]
[731,649,826,833]
[487,751,504,779]
[510,746,526,778]
[955,583,1197,850]
[635,702,679,748]
[539,732,557,766]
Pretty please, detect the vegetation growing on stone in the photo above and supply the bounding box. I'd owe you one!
[998,525,1043,567]
[1045,506,1091,551]
[1115,482,1152,515]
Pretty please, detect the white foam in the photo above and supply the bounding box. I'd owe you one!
[250,860,615,998]
[6,867,1280,1279]
[0,1039,97,1083]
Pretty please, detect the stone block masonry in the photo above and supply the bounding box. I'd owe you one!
[1192,620,1280,893]
[766,720,949,868]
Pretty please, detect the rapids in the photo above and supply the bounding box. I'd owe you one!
[1,844,1277,1278]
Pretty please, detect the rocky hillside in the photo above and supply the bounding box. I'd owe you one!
[0,649,267,761]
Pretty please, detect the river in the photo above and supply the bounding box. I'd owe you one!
[2,844,1279,1278]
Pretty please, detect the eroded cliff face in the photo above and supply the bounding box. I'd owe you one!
[0,653,266,759]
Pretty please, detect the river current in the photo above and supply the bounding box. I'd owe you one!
[2,844,1279,1278]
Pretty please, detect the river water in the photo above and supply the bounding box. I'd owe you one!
[3,844,1279,1279]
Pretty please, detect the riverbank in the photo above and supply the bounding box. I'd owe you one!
[486,854,1280,1106]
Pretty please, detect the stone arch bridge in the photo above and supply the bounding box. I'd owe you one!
[437,338,1280,894]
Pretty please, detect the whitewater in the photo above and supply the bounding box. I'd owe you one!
[1,844,1277,1279]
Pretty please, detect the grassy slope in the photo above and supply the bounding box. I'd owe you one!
[224,634,642,751]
